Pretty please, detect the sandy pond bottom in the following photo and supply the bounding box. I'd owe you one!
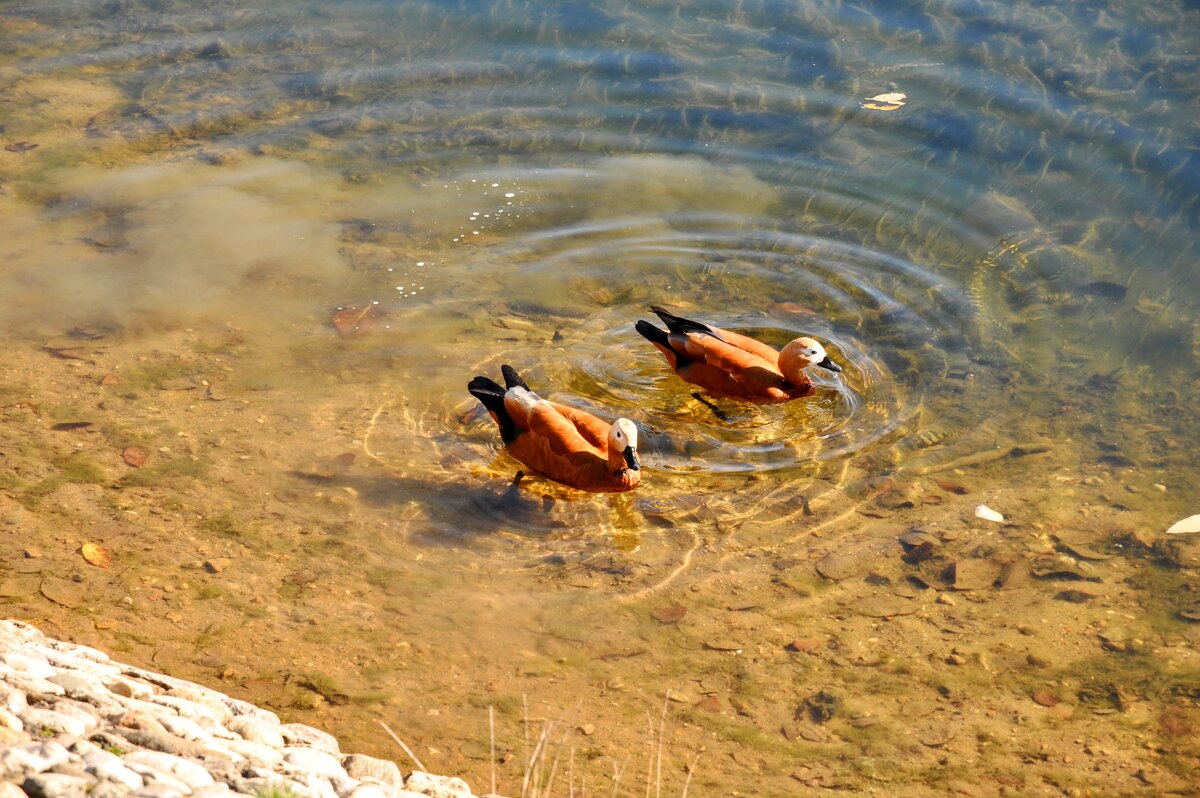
[2,320,1199,798]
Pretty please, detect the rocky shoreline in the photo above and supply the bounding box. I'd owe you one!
[0,620,489,798]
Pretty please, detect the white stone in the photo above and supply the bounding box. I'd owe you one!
[191,784,237,798]
[40,647,116,674]
[49,673,106,700]
[331,775,362,798]
[2,652,55,679]
[44,639,112,665]
[276,774,340,798]
[159,713,215,742]
[0,707,23,732]
[283,746,349,780]
[1166,514,1200,535]
[49,698,101,727]
[342,754,403,786]
[121,760,193,794]
[0,740,71,781]
[84,752,145,790]
[124,750,216,790]
[347,785,396,798]
[403,771,475,798]
[199,716,240,741]
[20,772,92,798]
[223,698,280,726]
[974,504,1005,523]
[166,687,234,720]
[281,723,341,755]
[222,736,284,767]
[228,715,285,747]
[1,686,29,714]
[0,666,65,697]
[19,706,91,738]
[147,694,224,724]
[106,674,157,699]
[131,784,186,798]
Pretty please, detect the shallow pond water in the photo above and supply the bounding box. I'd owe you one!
[2,0,1199,795]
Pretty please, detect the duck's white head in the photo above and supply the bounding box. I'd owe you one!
[608,418,640,472]
[779,337,842,382]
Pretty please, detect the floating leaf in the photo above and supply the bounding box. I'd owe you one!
[651,605,686,624]
[81,542,111,569]
[122,445,151,467]
[1166,514,1200,535]
[862,92,907,111]
[331,304,388,337]
[974,504,1005,523]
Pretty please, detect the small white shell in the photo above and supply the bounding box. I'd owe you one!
[1165,514,1200,535]
[974,505,1005,523]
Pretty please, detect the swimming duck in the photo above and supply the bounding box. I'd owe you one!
[635,305,842,403]
[468,365,641,493]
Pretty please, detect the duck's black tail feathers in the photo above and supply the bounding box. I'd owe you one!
[468,375,518,443]
[649,305,716,337]
[634,319,669,347]
[500,364,529,391]
[636,319,691,368]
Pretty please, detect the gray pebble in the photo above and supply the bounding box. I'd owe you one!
[223,736,284,767]
[130,784,185,798]
[124,750,215,790]
[21,772,92,798]
[3,652,56,680]
[227,716,284,747]
[403,771,475,798]
[280,723,341,755]
[120,760,192,793]
[342,754,403,787]
[282,746,348,780]
[0,740,72,780]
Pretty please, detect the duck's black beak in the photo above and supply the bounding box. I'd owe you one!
[817,356,842,373]
[624,446,641,471]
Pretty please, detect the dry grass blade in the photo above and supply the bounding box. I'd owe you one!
[655,690,671,798]
[610,754,630,798]
[680,750,702,798]
[490,704,497,798]
[521,720,551,798]
[377,719,427,772]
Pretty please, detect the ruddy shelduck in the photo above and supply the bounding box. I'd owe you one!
[635,305,842,403]
[468,365,641,493]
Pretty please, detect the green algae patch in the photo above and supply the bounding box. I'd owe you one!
[119,457,210,488]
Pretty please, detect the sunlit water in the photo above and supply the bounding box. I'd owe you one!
[2,0,1198,795]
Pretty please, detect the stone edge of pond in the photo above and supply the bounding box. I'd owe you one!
[0,619,498,798]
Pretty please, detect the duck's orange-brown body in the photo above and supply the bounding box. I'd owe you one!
[468,366,641,493]
[636,306,841,403]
